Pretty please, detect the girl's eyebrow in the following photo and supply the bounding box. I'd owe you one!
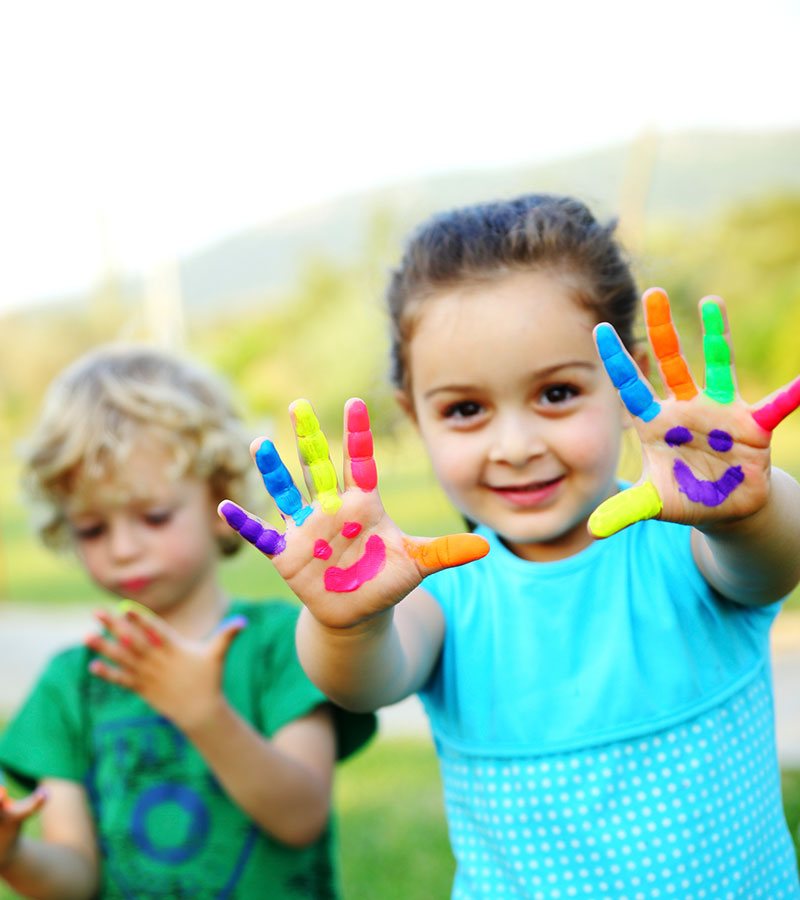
[422,361,596,399]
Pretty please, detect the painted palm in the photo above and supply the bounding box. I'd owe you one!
[220,399,487,628]
[590,288,800,537]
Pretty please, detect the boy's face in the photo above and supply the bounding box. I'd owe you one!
[65,443,229,617]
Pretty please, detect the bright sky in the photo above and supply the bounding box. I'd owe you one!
[1,0,798,311]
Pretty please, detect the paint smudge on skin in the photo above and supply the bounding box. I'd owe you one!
[220,501,287,555]
[324,534,386,593]
[673,460,744,506]
[314,539,333,560]
[707,429,733,452]
[665,426,693,447]
[342,522,362,538]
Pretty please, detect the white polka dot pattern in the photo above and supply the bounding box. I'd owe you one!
[439,672,800,898]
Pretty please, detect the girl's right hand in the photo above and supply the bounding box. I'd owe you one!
[0,785,47,870]
[220,398,488,630]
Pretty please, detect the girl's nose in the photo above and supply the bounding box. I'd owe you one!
[487,414,546,466]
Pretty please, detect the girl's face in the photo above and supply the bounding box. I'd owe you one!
[65,443,229,621]
[402,269,631,562]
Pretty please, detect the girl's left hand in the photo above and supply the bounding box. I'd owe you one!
[590,287,800,537]
[86,605,246,732]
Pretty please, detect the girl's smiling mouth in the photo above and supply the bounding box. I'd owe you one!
[489,476,564,507]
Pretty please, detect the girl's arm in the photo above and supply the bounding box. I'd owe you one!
[590,288,800,606]
[0,779,98,900]
[691,466,800,605]
[296,586,445,712]
[217,398,487,708]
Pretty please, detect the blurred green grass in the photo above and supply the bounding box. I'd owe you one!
[0,736,796,898]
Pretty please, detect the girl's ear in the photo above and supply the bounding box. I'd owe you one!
[395,389,417,425]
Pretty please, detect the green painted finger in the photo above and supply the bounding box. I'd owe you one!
[292,400,342,515]
[588,482,663,538]
[702,302,735,404]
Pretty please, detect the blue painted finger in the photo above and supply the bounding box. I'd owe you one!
[595,324,660,422]
[254,440,312,526]
[219,501,287,555]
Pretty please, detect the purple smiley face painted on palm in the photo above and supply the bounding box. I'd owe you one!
[664,426,744,506]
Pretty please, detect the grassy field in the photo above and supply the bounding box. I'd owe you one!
[0,736,796,898]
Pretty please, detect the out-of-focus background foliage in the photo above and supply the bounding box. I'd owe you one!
[2,128,799,608]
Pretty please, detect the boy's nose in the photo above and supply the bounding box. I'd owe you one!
[487,414,546,466]
[108,521,142,561]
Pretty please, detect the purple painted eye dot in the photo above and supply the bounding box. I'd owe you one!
[665,426,693,447]
[708,429,733,452]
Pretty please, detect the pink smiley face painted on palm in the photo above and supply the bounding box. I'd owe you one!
[314,522,387,592]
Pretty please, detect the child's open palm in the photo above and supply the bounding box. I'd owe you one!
[220,399,487,629]
[590,288,800,536]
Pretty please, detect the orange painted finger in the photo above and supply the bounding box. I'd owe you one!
[644,288,698,400]
[406,533,489,573]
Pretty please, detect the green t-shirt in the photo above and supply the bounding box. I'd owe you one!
[0,599,375,899]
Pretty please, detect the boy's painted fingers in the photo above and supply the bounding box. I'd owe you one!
[752,374,800,432]
[343,398,378,491]
[594,324,661,423]
[218,501,287,556]
[588,482,663,538]
[209,615,248,661]
[88,657,135,689]
[252,437,312,526]
[701,298,736,404]
[404,533,490,574]
[290,399,342,515]
[643,288,698,400]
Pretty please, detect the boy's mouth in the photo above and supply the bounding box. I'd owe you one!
[119,577,153,594]
[489,476,564,506]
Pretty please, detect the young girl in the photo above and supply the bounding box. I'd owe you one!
[221,195,800,897]
[0,345,374,898]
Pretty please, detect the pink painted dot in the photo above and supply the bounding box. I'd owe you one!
[341,522,362,539]
[313,539,333,560]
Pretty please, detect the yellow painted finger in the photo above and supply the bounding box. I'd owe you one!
[292,400,342,515]
[588,482,663,538]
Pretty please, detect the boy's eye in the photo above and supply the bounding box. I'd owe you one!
[442,400,483,420]
[73,523,106,541]
[540,384,578,406]
[143,510,173,527]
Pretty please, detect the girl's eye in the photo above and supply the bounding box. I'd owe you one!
[143,510,173,527]
[442,400,483,420]
[540,384,578,406]
[73,523,106,541]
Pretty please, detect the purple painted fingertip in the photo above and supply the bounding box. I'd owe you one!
[219,501,247,530]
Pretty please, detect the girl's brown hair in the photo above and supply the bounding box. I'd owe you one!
[386,193,639,391]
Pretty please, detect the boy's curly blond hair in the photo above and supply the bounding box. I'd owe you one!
[22,344,256,556]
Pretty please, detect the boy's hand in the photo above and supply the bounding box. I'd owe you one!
[0,785,47,870]
[86,606,247,733]
[219,398,488,630]
[590,288,800,537]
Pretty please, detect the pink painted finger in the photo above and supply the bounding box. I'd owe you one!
[344,398,378,491]
[752,375,800,432]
